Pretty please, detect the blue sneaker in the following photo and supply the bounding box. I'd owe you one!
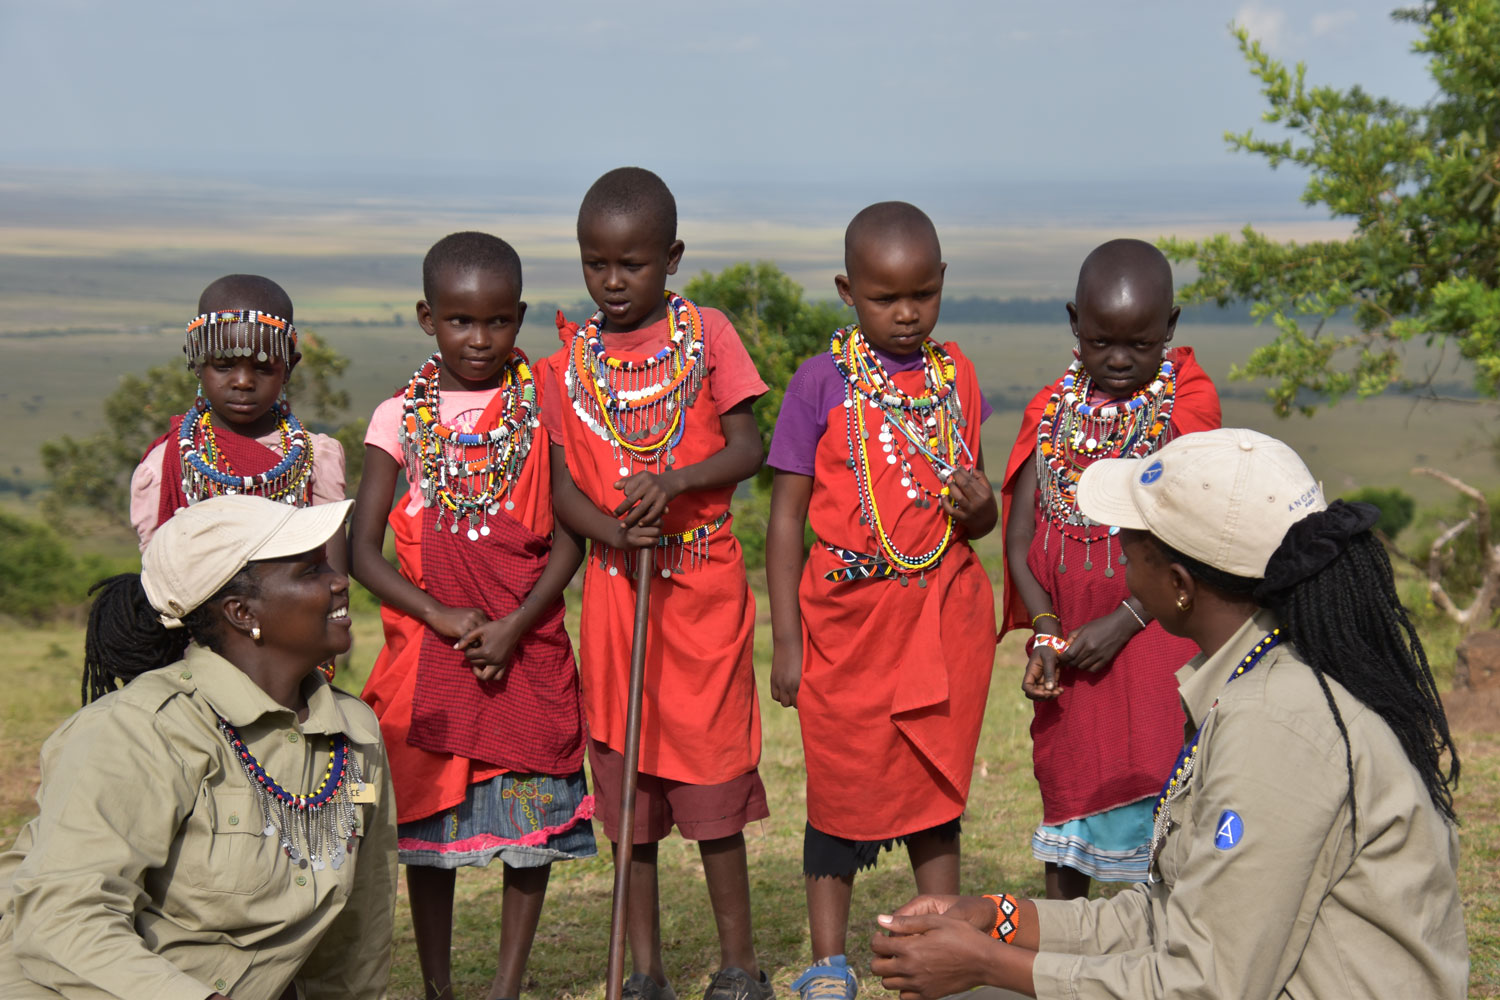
[790,955,856,1000]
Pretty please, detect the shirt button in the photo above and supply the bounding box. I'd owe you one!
[287,732,300,743]
[215,979,227,991]
[295,874,307,886]
[228,814,239,826]
[180,671,192,680]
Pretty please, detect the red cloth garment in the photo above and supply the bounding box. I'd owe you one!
[796,341,996,841]
[147,414,305,526]
[360,379,586,825]
[999,346,1222,825]
[539,306,763,786]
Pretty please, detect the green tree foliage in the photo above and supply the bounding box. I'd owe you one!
[41,332,360,526]
[1345,485,1418,537]
[0,511,132,620]
[683,262,850,485]
[1160,2,1500,415]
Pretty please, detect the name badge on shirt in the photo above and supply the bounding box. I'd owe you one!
[1214,810,1243,850]
[350,783,380,804]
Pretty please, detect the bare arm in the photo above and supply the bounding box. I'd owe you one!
[767,471,813,708]
[348,445,484,640]
[610,400,766,525]
[549,443,662,549]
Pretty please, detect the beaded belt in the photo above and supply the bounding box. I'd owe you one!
[595,510,731,578]
[822,542,938,587]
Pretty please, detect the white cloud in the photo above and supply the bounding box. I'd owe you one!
[1310,9,1358,37]
[1235,4,1287,48]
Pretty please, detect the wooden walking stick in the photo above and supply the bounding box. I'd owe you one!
[605,546,655,1000]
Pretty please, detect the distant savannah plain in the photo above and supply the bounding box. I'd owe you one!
[2,170,1497,997]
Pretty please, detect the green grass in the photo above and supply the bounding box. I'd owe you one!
[4,581,1498,998]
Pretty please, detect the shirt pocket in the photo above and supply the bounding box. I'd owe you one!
[180,788,276,896]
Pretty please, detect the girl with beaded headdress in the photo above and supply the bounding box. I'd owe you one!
[766,202,998,1000]
[998,239,1221,901]
[130,275,347,554]
[352,233,594,1000]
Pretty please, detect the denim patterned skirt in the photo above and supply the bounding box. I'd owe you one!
[396,769,597,869]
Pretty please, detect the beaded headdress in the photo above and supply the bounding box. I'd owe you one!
[184,309,299,369]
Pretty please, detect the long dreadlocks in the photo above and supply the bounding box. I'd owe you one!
[82,568,260,705]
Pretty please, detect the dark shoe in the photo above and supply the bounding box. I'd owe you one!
[624,972,678,1000]
[702,966,774,1000]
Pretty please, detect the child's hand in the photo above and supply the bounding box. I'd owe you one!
[770,639,803,708]
[456,614,526,681]
[939,466,997,534]
[425,605,488,642]
[1021,646,1063,700]
[1060,609,1139,672]
[609,517,663,551]
[613,470,681,527]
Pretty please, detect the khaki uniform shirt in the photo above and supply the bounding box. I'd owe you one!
[0,645,397,1000]
[1030,610,1467,999]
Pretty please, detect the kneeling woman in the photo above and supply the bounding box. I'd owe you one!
[0,495,396,1000]
[872,428,1467,999]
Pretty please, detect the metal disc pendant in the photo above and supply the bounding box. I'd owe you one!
[609,565,619,576]
[917,576,927,588]
[1104,565,1115,578]
[480,525,491,536]
[1057,562,1067,574]
[898,575,909,587]
[619,466,630,477]
[505,500,515,510]
[264,823,277,838]
[257,351,269,362]
[467,528,479,541]
[1084,560,1093,571]
[661,568,671,579]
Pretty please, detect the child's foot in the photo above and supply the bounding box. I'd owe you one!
[790,955,856,1000]
[623,972,677,1000]
[702,966,774,1000]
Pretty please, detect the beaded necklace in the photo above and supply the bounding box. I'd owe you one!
[1148,627,1281,881]
[831,325,973,585]
[563,291,706,477]
[1034,354,1175,576]
[217,716,365,871]
[399,351,538,541]
[177,396,314,505]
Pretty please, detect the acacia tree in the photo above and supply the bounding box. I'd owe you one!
[1160,1,1500,415]
[1162,1,1500,633]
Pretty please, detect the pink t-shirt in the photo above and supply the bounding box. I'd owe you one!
[539,305,767,437]
[365,388,499,516]
[130,430,346,551]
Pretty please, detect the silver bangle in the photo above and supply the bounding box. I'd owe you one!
[1120,600,1147,629]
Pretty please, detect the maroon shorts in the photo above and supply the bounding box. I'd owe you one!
[588,738,769,843]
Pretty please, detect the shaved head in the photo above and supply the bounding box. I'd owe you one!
[577,166,677,247]
[843,201,941,277]
[197,274,294,320]
[1074,239,1174,319]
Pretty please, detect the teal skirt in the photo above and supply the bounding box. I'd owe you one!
[397,770,597,869]
[1030,796,1154,882]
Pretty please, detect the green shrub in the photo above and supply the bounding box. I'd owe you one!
[1344,486,1416,538]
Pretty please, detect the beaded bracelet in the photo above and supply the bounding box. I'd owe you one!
[1024,633,1070,656]
[1031,611,1061,628]
[1120,600,1148,629]
[984,893,1020,942]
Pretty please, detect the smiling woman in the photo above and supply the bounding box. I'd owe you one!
[0,495,396,1000]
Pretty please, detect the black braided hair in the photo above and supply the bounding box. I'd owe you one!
[81,568,261,705]
[1154,529,1460,826]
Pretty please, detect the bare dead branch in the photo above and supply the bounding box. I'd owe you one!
[1414,467,1492,559]
[1423,510,1476,621]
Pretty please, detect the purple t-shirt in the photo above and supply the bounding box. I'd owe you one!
[767,343,993,476]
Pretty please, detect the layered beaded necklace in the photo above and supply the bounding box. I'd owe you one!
[1148,627,1281,881]
[217,716,365,871]
[1034,353,1175,575]
[563,291,706,477]
[177,396,314,505]
[832,325,972,584]
[399,351,538,541]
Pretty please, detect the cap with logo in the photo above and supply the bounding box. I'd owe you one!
[141,495,353,628]
[1075,427,1326,579]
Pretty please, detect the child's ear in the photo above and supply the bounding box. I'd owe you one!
[516,301,528,327]
[1164,304,1181,343]
[1065,301,1081,337]
[665,240,685,276]
[417,300,435,337]
[834,274,854,307]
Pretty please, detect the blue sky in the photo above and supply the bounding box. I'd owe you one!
[0,0,1434,224]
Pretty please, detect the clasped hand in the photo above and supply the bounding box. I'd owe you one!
[425,605,526,681]
[1021,606,1143,700]
[870,894,1004,999]
[611,470,679,549]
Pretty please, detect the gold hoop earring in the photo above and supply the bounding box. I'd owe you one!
[250,626,262,641]
[1175,595,1191,612]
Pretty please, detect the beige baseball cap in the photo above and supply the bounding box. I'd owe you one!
[141,495,353,628]
[1075,427,1326,578]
